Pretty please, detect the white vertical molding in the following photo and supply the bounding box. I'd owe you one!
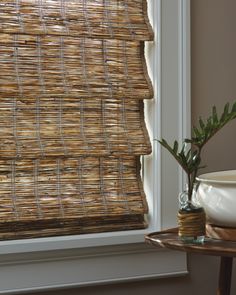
[155,0,163,231]
[178,0,191,190]
[144,0,191,230]
[144,0,162,231]
[162,0,190,228]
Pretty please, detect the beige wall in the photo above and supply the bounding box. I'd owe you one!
[28,1,236,294]
[191,0,236,172]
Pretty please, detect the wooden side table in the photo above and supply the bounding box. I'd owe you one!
[145,228,236,295]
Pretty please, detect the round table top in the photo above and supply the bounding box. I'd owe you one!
[145,228,236,257]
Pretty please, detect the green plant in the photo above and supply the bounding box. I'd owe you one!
[158,101,236,201]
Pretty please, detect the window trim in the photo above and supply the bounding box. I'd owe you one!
[0,0,190,293]
[144,0,191,230]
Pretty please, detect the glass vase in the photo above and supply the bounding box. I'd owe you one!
[178,188,206,244]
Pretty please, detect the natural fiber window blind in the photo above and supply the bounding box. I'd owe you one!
[0,0,153,40]
[0,0,153,240]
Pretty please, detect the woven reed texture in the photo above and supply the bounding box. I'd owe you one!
[0,98,151,158]
[0,156,147,239]
[0,0,153,239]
[0,0,154,41]
[0,34,153,100]
[178,211,206,238]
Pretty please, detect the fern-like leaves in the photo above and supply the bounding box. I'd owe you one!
[158,101,236,200]
[186,101,236,148]
[158,139,201,175]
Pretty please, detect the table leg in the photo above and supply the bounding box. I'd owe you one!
[217,256,233,295]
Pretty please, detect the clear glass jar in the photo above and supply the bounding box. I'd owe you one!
[178,188,205,244]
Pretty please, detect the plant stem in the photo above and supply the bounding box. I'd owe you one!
[187,172,191,201]
[187,146,202,201]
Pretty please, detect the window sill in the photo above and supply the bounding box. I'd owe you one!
[0,240,187,294]
[0,229,151,255]
[0,227,187,293]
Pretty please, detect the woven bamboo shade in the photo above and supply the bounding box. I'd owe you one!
[0,0,153,41]
[0,156,147,239]
[0,98,151,158]
[0,0,153,240]
[0,34,152,99]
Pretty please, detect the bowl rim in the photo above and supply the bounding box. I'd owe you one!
[196,170,236,184]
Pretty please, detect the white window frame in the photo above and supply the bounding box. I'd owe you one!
[0,1,191,293]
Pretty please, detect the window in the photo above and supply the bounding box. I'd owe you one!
[0,1,190,293]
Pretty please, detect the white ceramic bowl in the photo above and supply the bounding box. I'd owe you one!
[196,170,236,227]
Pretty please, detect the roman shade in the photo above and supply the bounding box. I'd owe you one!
[0,0,153,240]
[0,0,153,40]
